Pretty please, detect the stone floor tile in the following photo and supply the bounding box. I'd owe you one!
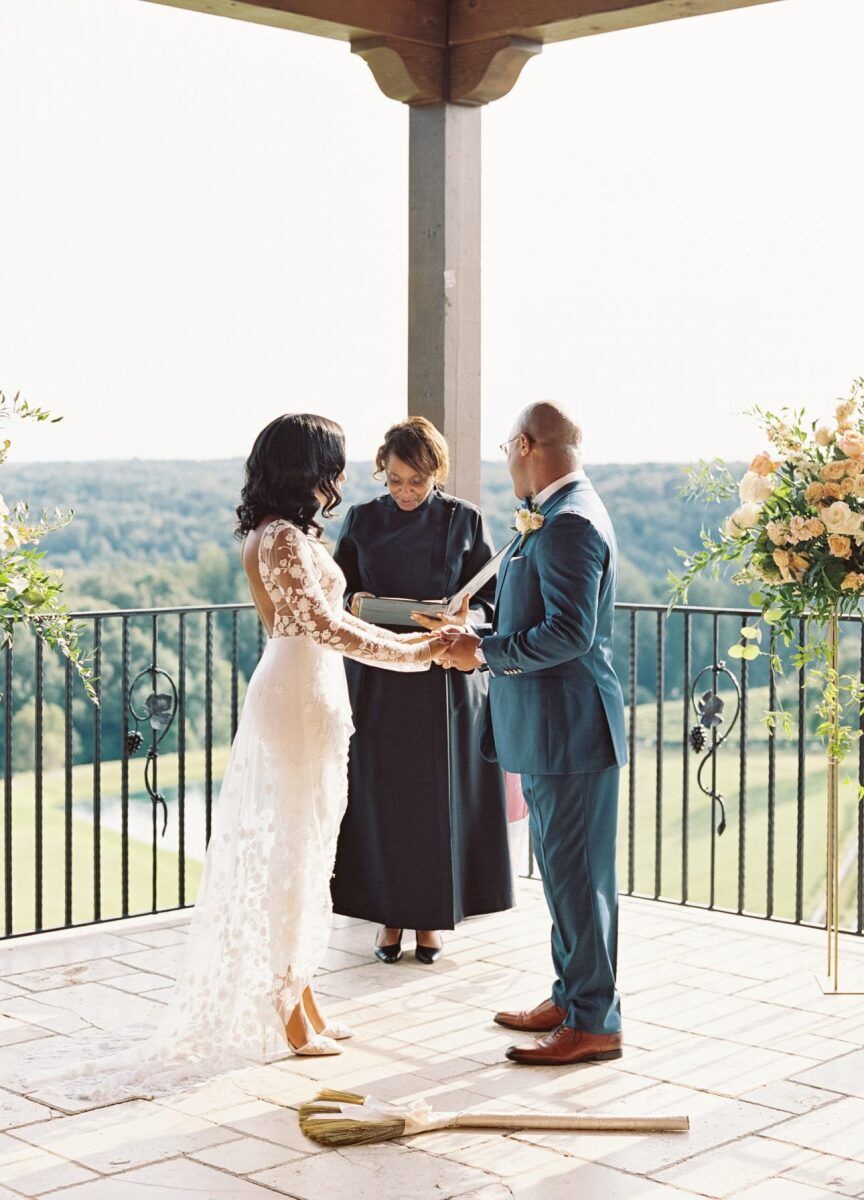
[0,1086,56,1129]
[792,1048,864,1098]
[782,1150,864,1196]
[651,1133,816,1196]
[0,1014,52,1047]
[621,1032,812,1096]
[444,1134,574,1177]
[216,1100,328,1155]
[251,1140,493,1200]
[192,1133,305,1172]
[54,1157,291,1198]
[739,1081,844,1115]
[6,960,132,993]
[512,1083,783,1176]
[0,1138,96,1195]
[101,971,173,994]
[0,931,139,975]
[12,1097,233,1172]
[503,1154,707,1199]
[1,994,91,1035]
[23,982,165,1030]
[111,944,186,978]
[766,1096,864,1159]
[120,928,189,948]
[730,1180,840,1199]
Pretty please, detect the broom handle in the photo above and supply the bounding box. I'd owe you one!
[453,1113,689,1133]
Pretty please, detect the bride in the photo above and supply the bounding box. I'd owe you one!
[13,413,444,1104]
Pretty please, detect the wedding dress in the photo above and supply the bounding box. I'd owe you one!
[8,519,429,1106]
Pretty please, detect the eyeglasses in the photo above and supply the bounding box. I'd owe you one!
[499,436,523,455]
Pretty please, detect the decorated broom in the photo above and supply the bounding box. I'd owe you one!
[299,1089,690,1146]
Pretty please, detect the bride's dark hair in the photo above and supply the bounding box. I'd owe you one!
[235,413,346,537]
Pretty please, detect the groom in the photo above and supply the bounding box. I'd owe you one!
[440,402,627,1065]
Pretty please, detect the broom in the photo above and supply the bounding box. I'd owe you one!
[298,1089,690,1146]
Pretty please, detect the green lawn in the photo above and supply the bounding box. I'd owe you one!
[1,749,229,935]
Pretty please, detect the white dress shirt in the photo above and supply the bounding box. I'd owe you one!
[533,468,587,510]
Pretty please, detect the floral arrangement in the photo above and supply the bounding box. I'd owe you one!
[671,379,864,762]
[512,500,545,548]
[0,391,94,699]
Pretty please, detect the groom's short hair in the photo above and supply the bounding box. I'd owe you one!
[519,402,583,457]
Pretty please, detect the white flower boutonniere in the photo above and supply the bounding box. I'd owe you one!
[511,500,545,548]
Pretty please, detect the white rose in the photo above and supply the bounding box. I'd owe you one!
[822,500,863,536]
[739,471,774,504]
[815,426,834,447]
[514,509,533,534]
[726,503,761,537]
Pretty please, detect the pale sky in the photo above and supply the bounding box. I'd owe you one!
[1,0,862,466]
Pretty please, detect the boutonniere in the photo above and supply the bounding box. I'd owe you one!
[511,497,545,548]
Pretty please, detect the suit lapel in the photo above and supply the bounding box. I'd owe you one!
[494,534,521,607]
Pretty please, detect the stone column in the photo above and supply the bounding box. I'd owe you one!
[407,105,482,505]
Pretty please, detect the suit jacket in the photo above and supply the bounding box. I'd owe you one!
[479,479,628,776]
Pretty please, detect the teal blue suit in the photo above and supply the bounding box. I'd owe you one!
[479,478,626,1034]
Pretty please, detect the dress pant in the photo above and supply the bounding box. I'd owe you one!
[521,767,621,1034]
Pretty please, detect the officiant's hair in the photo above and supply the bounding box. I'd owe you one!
[373,416,450,484]
[235,414,346,537]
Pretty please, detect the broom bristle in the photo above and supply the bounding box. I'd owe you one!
[298,1088,407,1147]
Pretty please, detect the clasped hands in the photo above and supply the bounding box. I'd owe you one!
[409,593,481,671]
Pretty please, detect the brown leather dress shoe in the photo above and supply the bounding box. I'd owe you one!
[506,1025,622,1066]
[493,998,566,1032]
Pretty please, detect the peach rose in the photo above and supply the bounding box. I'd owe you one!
[828,535,853,559]
[765,520,790,546]
[749,452,779,477]
[837,400,857,429]
[842,479,857,497]
[822,483,844,501]
[804,482,825,505]
[822,501,863,536]
[841,571,864,592]
[788,515,812,542]
[839,429,864,458]
[805,517,825,538]
[847,458,864,476]
[815,426,834,447]
[852,476,864,499]
[821,461,848,482]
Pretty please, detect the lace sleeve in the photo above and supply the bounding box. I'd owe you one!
[259,521,431,670]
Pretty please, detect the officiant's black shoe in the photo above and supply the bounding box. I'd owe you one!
[374,929,403,964]
[415,932,443,964]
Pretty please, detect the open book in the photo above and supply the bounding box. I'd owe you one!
[356,543,510,628]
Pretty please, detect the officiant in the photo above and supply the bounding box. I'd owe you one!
[330,416,513,963]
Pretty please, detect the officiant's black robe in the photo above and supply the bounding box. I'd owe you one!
[330,489,513,930]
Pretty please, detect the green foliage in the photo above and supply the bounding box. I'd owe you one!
[0,392,93,697]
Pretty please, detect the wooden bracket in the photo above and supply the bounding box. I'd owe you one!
[449,36,542,105]
[351,37,445,105]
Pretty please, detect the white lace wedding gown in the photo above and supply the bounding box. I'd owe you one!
[11,519,429,1106]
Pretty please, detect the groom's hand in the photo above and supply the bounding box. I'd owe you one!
[410,593,471,631]
[439,630,483,672]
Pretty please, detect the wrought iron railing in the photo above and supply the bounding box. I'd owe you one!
[1,600,863,939]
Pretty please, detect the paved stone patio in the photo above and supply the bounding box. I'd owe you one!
[0,881,863,1199]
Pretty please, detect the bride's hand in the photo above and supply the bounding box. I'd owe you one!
[410,594,471,631]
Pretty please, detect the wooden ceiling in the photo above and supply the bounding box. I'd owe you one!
[143,0,783,104]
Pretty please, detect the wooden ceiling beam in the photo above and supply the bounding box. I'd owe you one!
[141,0,446,46]
[448,0,784,46]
